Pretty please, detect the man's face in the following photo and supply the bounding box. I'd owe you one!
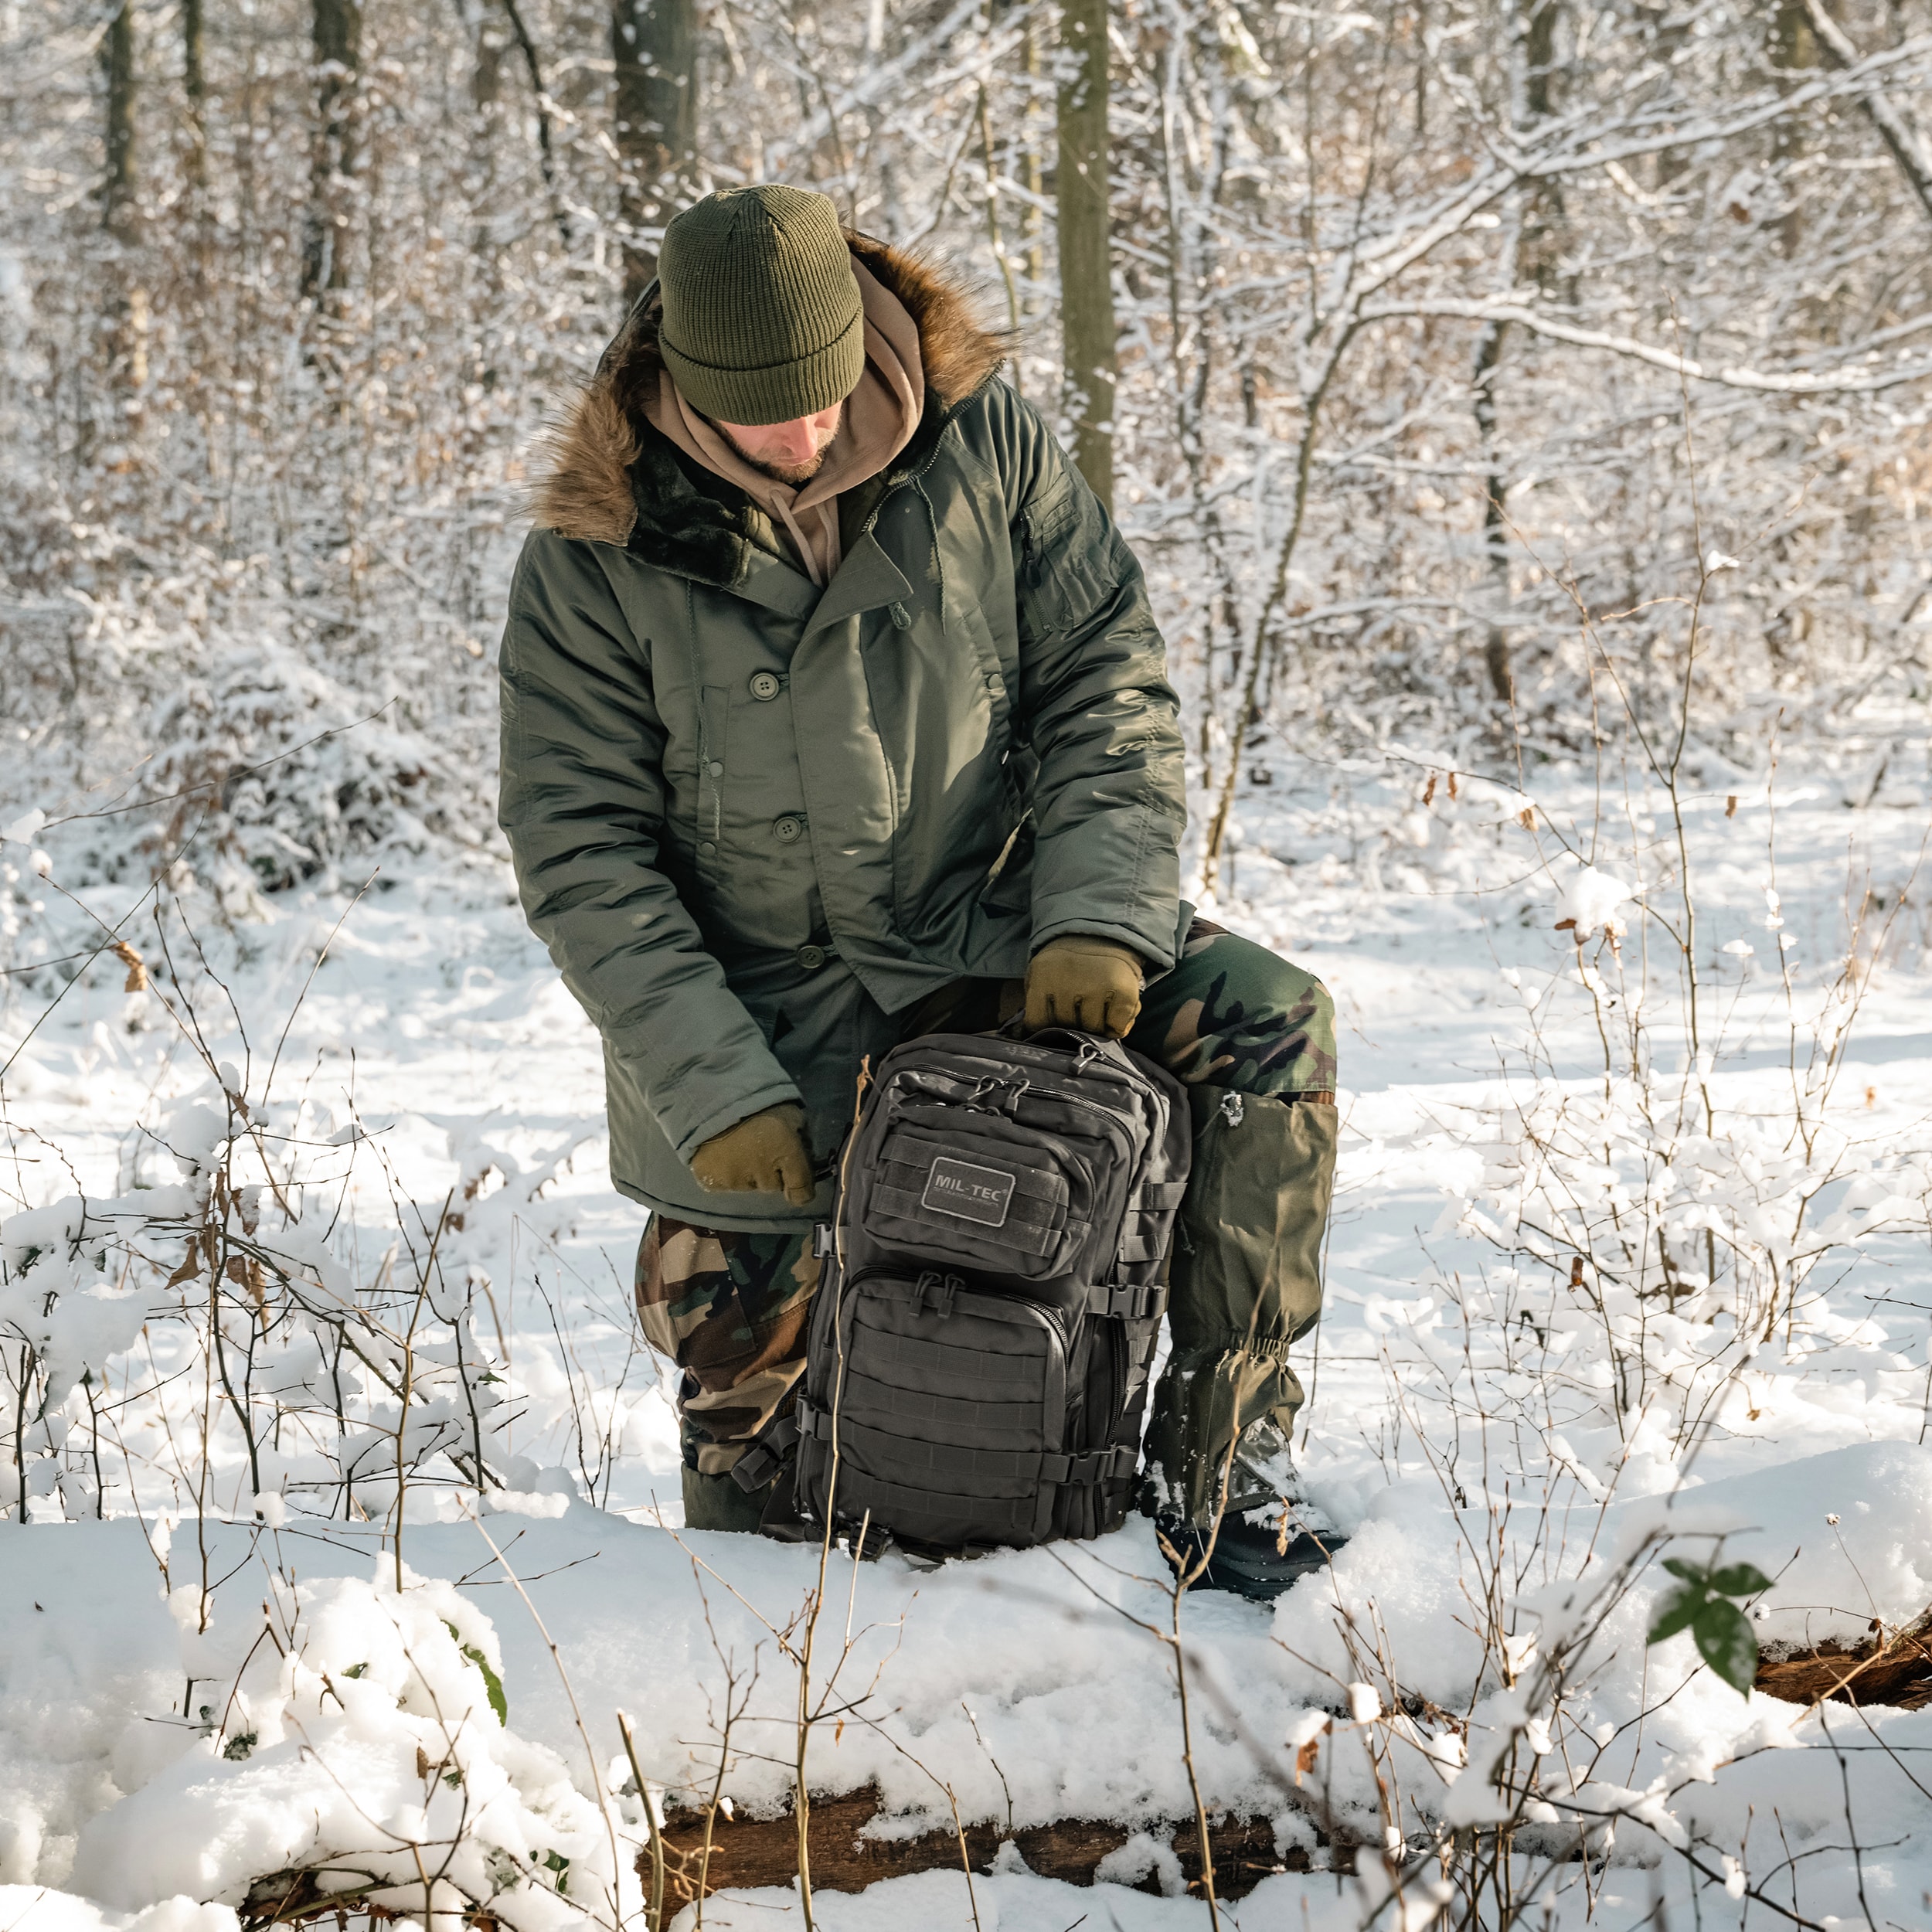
[713,402,845,485]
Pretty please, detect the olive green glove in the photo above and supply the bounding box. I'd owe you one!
[1024,935,1146,1039]
[689,1103,815,1206]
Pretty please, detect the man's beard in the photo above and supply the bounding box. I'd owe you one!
[719,406,843,486]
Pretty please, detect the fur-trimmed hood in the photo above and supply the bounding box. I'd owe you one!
[534,233,1011,564]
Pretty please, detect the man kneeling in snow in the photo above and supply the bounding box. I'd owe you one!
[497,185,1339,1597]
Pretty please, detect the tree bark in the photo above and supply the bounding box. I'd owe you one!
[103,0,139,243]
[611,0,697,309]
[1056,0,1114,512]
[181,0,208,197]
[1768,0,1817,255]
[1517,0,1564,289]
[301,0,362,303]
[1473,316,1515,704]
[470,0,505,114]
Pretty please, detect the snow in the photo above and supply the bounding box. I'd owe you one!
[5,748,1932,1928]
[0,1892,238,1932]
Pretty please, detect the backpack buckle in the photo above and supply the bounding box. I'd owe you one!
[1042,1445,1138,1486]
[730,1410,801,1492]
[811,1222,836,1259]
[1087,1281,1162,1321]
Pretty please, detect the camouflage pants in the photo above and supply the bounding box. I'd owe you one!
[635,920,1338,1520]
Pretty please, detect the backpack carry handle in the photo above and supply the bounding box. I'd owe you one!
[993,1014,1117,1073]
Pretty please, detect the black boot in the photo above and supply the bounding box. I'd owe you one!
[1156,1504,1346,1602]
[1155,1412,1347,1600]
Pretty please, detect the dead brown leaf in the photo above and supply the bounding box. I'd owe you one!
[110,939,148,992]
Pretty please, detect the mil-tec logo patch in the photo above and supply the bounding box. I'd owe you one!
[921,1155,1016,1229]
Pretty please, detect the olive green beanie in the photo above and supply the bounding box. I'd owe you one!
[657,185,865,426]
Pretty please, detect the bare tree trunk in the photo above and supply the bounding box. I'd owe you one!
[1518,0,1564,287]
[471,0,505,114]
[1473,316,1515,703]
[1024,16,1045,305]
[301,0,362,304]
[1056,0,1114,512]
[1468,0,1560,708]
[612,0,697,309]
[182,0,207,196]
[103,0,139,244]
[464,0,506,281]
[1768,0,1816,256]
[101,0,148,397]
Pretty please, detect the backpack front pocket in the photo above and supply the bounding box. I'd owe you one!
[861,1107,1094,1281]
[796,1270,1067,1549]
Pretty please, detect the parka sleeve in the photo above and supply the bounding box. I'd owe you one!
[497,529,803,1160]
[978,383,1188,971]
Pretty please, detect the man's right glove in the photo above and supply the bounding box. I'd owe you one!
[1024,934,1146,1039]
[689,1103,816,1206]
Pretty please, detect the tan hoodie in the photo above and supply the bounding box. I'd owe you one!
[641,255,924,587]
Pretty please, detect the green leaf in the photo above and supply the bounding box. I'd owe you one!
[1706,1563,1774,1600]
[1693,1598,1760,1695]
[1661,1556,1706,1583]
[342,1662,369,1679]
[1648,1585,1705,1645]
[446,1621,508,1724]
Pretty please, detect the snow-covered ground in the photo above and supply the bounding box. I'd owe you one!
[3,740,1930,1930]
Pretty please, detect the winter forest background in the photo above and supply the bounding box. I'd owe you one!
[6,2,1932,1930]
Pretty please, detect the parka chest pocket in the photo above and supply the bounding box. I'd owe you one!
[1018,473,1113,645]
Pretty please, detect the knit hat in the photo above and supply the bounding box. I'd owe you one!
[657,186,865,426]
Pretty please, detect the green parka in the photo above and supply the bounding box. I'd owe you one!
[498,238,1187,1228]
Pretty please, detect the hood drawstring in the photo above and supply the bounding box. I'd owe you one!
[767,492,838,589]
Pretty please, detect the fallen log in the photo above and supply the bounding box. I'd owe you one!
[648,1787,1319,1908]
[1753,1611,1932,1709]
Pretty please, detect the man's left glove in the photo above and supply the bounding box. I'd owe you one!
[1024,935,1146,1039]
[689,1103,816,1206]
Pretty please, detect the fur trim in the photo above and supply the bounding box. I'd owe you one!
[532,382,640,548]
[845,232,1012,412]
[534,237,1010,551]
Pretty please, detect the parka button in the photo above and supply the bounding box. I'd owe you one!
[749,671,782,701]
[796,944,827,971]
[698,841,716,859]
[773,815,804,843]
[707,760,724,777]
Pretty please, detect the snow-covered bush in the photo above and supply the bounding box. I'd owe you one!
[142,636,473,899]
[1,1054,534,1536]
[73,1567,632,1931]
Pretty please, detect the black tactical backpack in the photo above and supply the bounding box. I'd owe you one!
[736,1026,1190,1554]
